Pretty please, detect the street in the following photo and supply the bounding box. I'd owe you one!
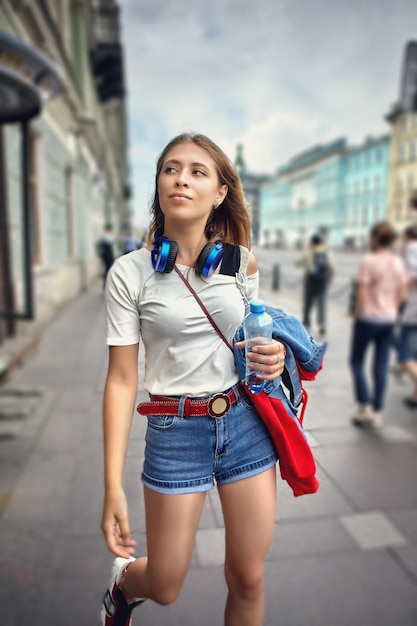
[0,275,416,625]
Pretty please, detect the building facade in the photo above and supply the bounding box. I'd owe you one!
[386,41,417,231]
[342,135,390,248]
[260,135,390,249]
[0,0,130,351]
[260,139,346,248]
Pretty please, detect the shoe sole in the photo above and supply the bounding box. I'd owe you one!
[351,417,381,428]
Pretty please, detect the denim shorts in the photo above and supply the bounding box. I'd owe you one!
[141,385,278,495]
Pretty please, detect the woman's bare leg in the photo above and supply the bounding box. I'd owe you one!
[121,487,206,605]
[218,466,277,626]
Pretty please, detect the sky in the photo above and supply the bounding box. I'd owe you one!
[118,0,417,229]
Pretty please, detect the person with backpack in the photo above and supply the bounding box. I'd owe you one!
[295,233,335,336]
[121,226,142,255]
[96,223,116,289]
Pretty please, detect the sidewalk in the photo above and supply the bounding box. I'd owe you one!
[0,280,416,625]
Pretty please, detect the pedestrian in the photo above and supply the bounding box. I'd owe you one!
[295,233,335,336]
[96,223,116,289]
[100,133,287,626]
[121,227,141,255]
[396,225,417,408]
[350,221,408,428]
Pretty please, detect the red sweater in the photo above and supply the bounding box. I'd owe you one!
[245,362,321,497]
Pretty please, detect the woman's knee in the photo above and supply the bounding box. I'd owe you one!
[224,564,264,602]
[150,581,182,606]
[144,564,189,606]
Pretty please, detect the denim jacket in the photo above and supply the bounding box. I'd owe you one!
[233,306,327,419]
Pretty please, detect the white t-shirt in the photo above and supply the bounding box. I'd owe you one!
[105,247,258,396]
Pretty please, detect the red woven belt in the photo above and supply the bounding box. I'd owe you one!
[137,384,244,418]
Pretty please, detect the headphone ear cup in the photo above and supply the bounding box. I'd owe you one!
[151,234,178,273]
[163,240,178,273]
[196,242,224,277]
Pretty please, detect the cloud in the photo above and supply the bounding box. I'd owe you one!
[223,109,324,174]
[119,0,417,225]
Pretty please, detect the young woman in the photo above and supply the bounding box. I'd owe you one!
[100,133,286,626]
[350,221,408,428]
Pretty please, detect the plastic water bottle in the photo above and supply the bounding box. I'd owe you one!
[243,299,273,394]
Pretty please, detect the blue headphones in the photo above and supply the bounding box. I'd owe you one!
[151,231,224,277]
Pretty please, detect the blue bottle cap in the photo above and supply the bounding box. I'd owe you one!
[249,299,265,314]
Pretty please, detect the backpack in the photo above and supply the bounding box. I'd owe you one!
[95,239,106,258]
[309,250,330,285]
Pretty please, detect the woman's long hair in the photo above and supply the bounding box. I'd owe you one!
[148,133,251,248]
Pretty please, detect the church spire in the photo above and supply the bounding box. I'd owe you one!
[234,143,247,177]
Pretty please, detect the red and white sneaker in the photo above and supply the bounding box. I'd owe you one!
[101,557,145,626]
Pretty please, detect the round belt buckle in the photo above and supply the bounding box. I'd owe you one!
[207,393,231,418]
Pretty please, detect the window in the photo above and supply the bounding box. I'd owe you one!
[410,139,417,161]
[397,175,404,194]
[70,1,85,89]
[400,141,408,163]
[374,174,380,190]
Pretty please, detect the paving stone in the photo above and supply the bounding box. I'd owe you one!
[263,551,417,626]
[277,467,354,520]
[270,517,358,558]
[379,425,417,443]
[314,442,417,510]
[340,511,408,550]
[389,508,417,542]
[312,425,376,446]
[393,544,417,581]
[195,528,225,567]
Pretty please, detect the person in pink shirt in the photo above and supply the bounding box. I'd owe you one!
[350,222,408,427]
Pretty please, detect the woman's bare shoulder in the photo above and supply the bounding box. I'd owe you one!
[247,250,258,276]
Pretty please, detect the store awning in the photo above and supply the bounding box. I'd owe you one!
[0,29,64,123]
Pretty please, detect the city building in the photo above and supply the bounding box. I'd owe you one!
[260,138,347,248]
[342,135,390,248]
[260,134,390,249]
[234,143,269,244]
[0,0,130,359]
[385,41,417,231]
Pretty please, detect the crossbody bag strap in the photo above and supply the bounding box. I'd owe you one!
[174,265,233,352]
